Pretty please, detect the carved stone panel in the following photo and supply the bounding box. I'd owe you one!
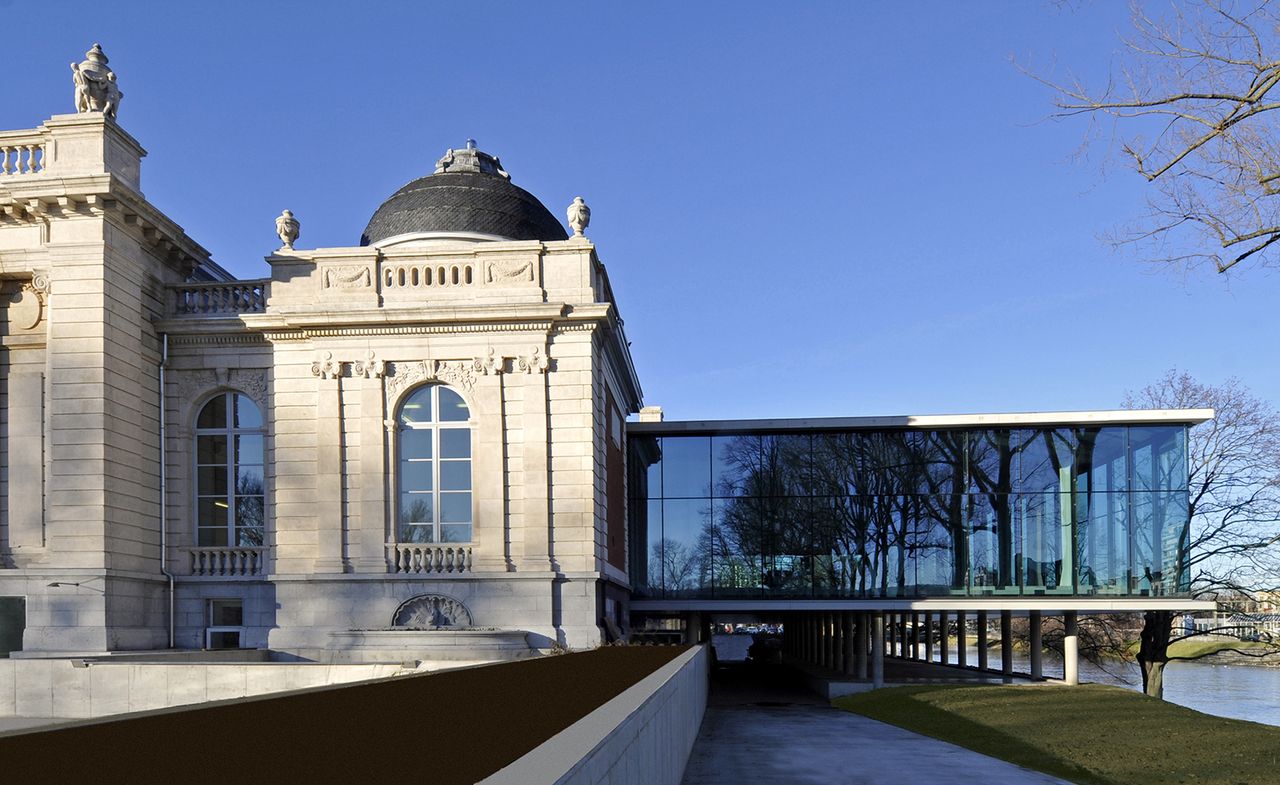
[391,594,474,628]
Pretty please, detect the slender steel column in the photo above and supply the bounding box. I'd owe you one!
[911,612,921,659]
[842,612,856,675]
[977,610,989,671]
[1029,610,1043,680]
[1001,610,1014,683]
[856,612,869,679]
[923,611,934,663]
[1064,611,1079,686]
[956,610,967,668]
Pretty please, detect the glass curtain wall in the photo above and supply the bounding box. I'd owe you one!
[627,425,1189,599]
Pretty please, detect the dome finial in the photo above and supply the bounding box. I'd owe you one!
[466,138,477,150]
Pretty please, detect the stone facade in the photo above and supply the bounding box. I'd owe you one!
[0,111,642,659]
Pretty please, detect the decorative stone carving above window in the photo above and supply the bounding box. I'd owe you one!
[385,359,479,398]
[391,594,473,628]
[175,368,269,418]
[518,346,550,374]
[323,264,372,289]
[9,274,48,331]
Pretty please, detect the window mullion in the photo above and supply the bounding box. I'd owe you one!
[226,394,236,545]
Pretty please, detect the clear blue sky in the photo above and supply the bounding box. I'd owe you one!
[6,1,1277,420]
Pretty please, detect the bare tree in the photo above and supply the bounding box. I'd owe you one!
[1123,370,1280,697]
[1032,0,1280,273]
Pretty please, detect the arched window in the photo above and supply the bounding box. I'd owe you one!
[195,392,265,546]
[397,385,472,543]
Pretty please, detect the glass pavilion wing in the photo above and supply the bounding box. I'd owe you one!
[626,423,1191,600]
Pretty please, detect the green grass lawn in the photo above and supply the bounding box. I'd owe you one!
[835,684,1280,785]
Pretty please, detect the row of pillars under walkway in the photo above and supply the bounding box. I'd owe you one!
[744,609,1080,689]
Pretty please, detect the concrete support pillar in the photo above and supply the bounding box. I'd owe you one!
[976,611,989,671]
[1064,611,1079,686]
[886,612,895,657]
[939,611,949,665]
[911,613,920,659]
[842,612,856,675]
[899,614,908,659]
[855,612,868,680]
[829,612,840,671]
[1029,610,1043,680]
[1001,610,1014,683]
[923,612,933,663]
[871,612,885,688]
[956,610,967,668]
[810,613,820,664]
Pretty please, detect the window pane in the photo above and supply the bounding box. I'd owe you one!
[197,395,227,429]
[197,435,227,465]
[237,465,264,495]
[198,497,228,528]
[440,523,471,543]
[233,395,262,429]
[207,631,242,650]
[662,498,711,597]
[401,460,433,492]
[198,466,228,496]
[198,526,228,546]
[440,460,470,491]
[440,492,471,523]
[662,436,711,498]
[235,435,263,467]
[400,429,432,460]
[399,523,435,544]
[1131,426,1187,492]
[400,387,433,424]
[400,494,433,524]
[438,387,470,421]
[713,435,758,498]
[235,496,265,533]
[440,428,470,458]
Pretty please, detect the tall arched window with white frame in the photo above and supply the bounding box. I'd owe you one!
[195,392,265,546]
[397,384,472,543]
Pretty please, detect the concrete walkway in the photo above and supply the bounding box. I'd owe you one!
[680,663,1072,785]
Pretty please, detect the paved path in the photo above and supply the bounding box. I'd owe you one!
[681,664,1072,785]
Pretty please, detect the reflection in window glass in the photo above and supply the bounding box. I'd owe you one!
[662,437,711,498]
[397,385,471,544]
[196,393,265,548]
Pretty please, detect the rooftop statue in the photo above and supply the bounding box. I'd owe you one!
[70,43,122,120]
[275,210,300,250]
[567,196,590,237]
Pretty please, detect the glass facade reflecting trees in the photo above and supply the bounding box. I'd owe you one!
[628,424,1190,599]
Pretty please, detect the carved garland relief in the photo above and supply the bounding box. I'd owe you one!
[174,368,269,420]
[323,264,372,289]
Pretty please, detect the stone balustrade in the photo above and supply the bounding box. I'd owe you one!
[0,130,50,177]
[387,543,473,574]
[184,546,267,577]
[170,280,269,316]
[381,261,476,290]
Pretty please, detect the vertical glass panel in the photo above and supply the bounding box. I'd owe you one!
[1131,426,1187,492]
[644,499,664,596]
[1020,429,1077,495]
[399,387,433,424]
[439,429,470,459]
[913,492,964,594]
[197,435,227,465]
[233,395,262,428]
[235,435,263,467]
[968,430,1016,495]
[399,493,433,524]
[400,430,432,460]
[840,495,882,597]
[810,433,860,496]
[811,496,846,597]
[712,497,763,597]
[1077,492,1128,595]
[628,436,661,500]
[399,522,434,544]
[1018,491,1072,594]
[440,461,470,491]
[1076,428,1127,494]
[440,492,471,523]
[197,395,227,429]
[662,437,711,498]
[762,495,812,597]
[438,387,470,421]
[921,431,966,496]
[235,495,265,534]
[713,435,759,498]
[968,494,1020,594]
[660,499,711,597]
[1132,491,1188,595]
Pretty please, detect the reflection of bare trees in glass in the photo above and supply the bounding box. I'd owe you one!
[650,538,699,593]
[235,474,265,546]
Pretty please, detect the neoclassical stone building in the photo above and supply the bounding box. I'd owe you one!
[0,48,639,659]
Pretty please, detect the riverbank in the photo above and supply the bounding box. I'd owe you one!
[835,683,1280,785]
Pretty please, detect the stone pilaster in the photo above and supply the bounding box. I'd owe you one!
[472,363,510,571]
[519,347,551,572]
[355,354,387,572]
[312,353,346,573]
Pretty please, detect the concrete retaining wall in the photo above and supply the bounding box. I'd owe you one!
[0,657,490,719]
[480,645,708,785]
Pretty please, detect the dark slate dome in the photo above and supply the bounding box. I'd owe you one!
[360,141,568,245]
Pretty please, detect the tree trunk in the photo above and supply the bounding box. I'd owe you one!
[1137,610,1174,699]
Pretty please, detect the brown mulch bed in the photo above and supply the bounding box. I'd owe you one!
[2,645,688,785]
